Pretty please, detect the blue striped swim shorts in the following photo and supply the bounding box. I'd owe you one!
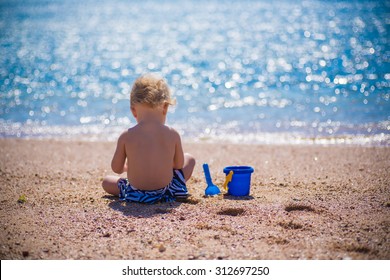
[117,169,188,204]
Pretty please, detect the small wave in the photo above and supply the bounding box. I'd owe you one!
[1,121,389,146]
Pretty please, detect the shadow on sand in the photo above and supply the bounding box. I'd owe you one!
[222,194,255,201]
[102,195,185,218]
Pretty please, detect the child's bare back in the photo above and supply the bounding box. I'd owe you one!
[115,121,183,190]
[102,74,195,203]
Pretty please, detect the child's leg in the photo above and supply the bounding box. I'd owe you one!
[102,175,121,196]
[182,153,196,181]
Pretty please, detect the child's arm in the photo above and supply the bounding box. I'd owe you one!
[111,132,127,174]
[172,129,185,170]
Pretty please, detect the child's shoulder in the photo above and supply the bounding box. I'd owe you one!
[117,126,139,139]
[165,125,181,137]
[119,124,179,137]
[116,125,181,147]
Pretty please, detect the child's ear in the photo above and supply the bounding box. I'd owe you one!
[162,103,169,115]
[131,106,137,118]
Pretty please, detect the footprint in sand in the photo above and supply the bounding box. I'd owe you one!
[284,203,315,212]
[217,208,245,216]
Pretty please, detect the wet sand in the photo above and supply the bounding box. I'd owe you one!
[0,138,389,259]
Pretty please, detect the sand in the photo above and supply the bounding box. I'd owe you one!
[0,138,389,260]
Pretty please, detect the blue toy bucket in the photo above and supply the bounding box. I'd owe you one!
[223,166,254,196]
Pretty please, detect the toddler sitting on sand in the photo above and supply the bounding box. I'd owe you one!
[102,74,196,203]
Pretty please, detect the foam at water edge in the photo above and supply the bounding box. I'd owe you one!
[1,121,389,146]
[195,132,390,146]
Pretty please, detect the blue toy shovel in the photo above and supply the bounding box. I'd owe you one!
[203,163,221,196]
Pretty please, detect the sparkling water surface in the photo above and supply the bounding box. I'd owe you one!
[0,0,389,145]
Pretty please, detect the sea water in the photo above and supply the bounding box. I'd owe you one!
[0,0,389,145]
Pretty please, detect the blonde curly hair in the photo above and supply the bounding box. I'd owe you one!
[130,74,175,108]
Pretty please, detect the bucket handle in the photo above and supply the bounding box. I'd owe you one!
[222,170,234,191]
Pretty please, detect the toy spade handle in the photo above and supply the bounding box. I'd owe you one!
[202,163,213,186]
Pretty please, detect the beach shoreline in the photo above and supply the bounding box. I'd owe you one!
[1,121,390,146]
[0,138,389,259]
